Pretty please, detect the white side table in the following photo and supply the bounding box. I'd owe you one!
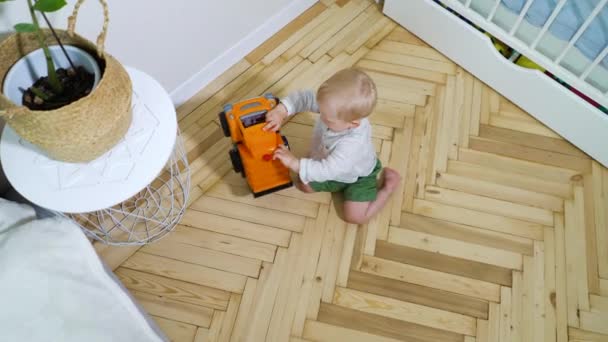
[1,67,190,245]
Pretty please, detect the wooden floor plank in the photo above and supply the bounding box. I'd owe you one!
[399,212,533,256]
[593,162,608,280]
[180,62,265,129]
[267,233,305,342]
[568,327,608,342]
[449,68,466,159]
[375,40,451,62]
[414,100,437,200]
[177,59,251,122]
[375,240,513,286]
[432,75,455,177]
[388,118,414,228]
[317,303,464,342]
[262,5,336,65]
[367,69,437,96]
[387,226,523,270]
[333,287,477,336]
[206,181,319,218]
[123,252,247,294]
[511,271,523,342]
[242,248,289,341]
[115,268,230,310]
[360,255,500,302]
[133,290,214,327]
[554,213,569,342]
[477,319,489,342]
[348,270,489,318]
[458,147,580,183]
[580,310,608,335]
[336,224,358,287]
[94,243,141,272]
[499,286,512,342]
[583,173,601,294]
[357,59,448,84]
[246,2,327,64]
[401,107,427,212]
[152,316,197,342]
[365,50,457,75]
[469,78,482,136]
[567,189,591,313]
[160,225,276,263]
[290,208,330,337]
[447,159,572,199]
[488,302,500,342]
[303,319,405,342]
[140,239,262,278]
[191,196,306,233]
[204,310,224,342]
[213,294,240,342]
[544,228,558,342]
[437,171,564,213]
[479,124,587,158]
[459,70,474,149]
[290,1,369,60]
[229,278,257,342]
[412,198,545,240]
[179,209,291,247]
[385,26,428,46]
[534,241,546,342]
[362,18,397,50]
[313,6,375,61]
[424,185,554,226]
[320,206,348,303]
[469,136,591,172]
[489,112,562,139]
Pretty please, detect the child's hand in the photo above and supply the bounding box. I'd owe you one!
[273,145,300,172]
[264,103,288,132]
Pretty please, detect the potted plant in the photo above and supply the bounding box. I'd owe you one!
[0,0,133,163]
[2,0,101,111]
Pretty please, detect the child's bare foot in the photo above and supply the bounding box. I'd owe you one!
[380,167,401,193]
[342,167,402,225]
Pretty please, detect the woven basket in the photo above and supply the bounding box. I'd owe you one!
[0,0,132,163]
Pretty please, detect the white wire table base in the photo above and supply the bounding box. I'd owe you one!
[60,132,191,246]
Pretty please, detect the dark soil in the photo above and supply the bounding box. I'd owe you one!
[22,66,94,111]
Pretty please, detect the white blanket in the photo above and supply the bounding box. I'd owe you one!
[0,198,166,342]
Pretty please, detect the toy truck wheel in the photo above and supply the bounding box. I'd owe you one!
[281,135,290,149]
[229,147,245,176]
[219,111,230,137]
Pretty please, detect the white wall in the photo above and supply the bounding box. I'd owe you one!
[0,0,316,106]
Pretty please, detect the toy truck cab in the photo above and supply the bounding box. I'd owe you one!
[219,94,293,197]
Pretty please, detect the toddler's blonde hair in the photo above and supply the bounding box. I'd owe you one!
[316,68,377,122]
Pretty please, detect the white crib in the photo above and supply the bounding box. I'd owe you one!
[383,0,608,167]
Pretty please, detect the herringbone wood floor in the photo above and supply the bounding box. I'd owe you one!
[95,1,608,341]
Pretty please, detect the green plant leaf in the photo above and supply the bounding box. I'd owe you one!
[33,0,66,12]
[14,23,37,32]
[0,0,15,3]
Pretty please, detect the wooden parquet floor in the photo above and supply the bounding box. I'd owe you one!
[96,1,608,341]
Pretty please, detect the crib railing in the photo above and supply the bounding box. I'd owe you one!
[439,0,608,110]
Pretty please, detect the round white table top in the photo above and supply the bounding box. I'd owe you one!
[1,67,177,214]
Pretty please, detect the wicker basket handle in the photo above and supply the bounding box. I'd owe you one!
[0,107,28,118]
[67,0,109,57]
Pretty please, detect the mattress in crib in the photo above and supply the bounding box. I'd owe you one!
[467,0,608,92]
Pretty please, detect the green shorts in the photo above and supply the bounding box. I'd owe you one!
[308,160,382,202]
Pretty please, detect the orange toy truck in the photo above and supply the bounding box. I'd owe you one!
[219,94,293,197]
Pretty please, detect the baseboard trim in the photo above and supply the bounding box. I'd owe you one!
[169,0,317,107]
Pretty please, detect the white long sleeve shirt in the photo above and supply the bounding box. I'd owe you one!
[281,90,378,185]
